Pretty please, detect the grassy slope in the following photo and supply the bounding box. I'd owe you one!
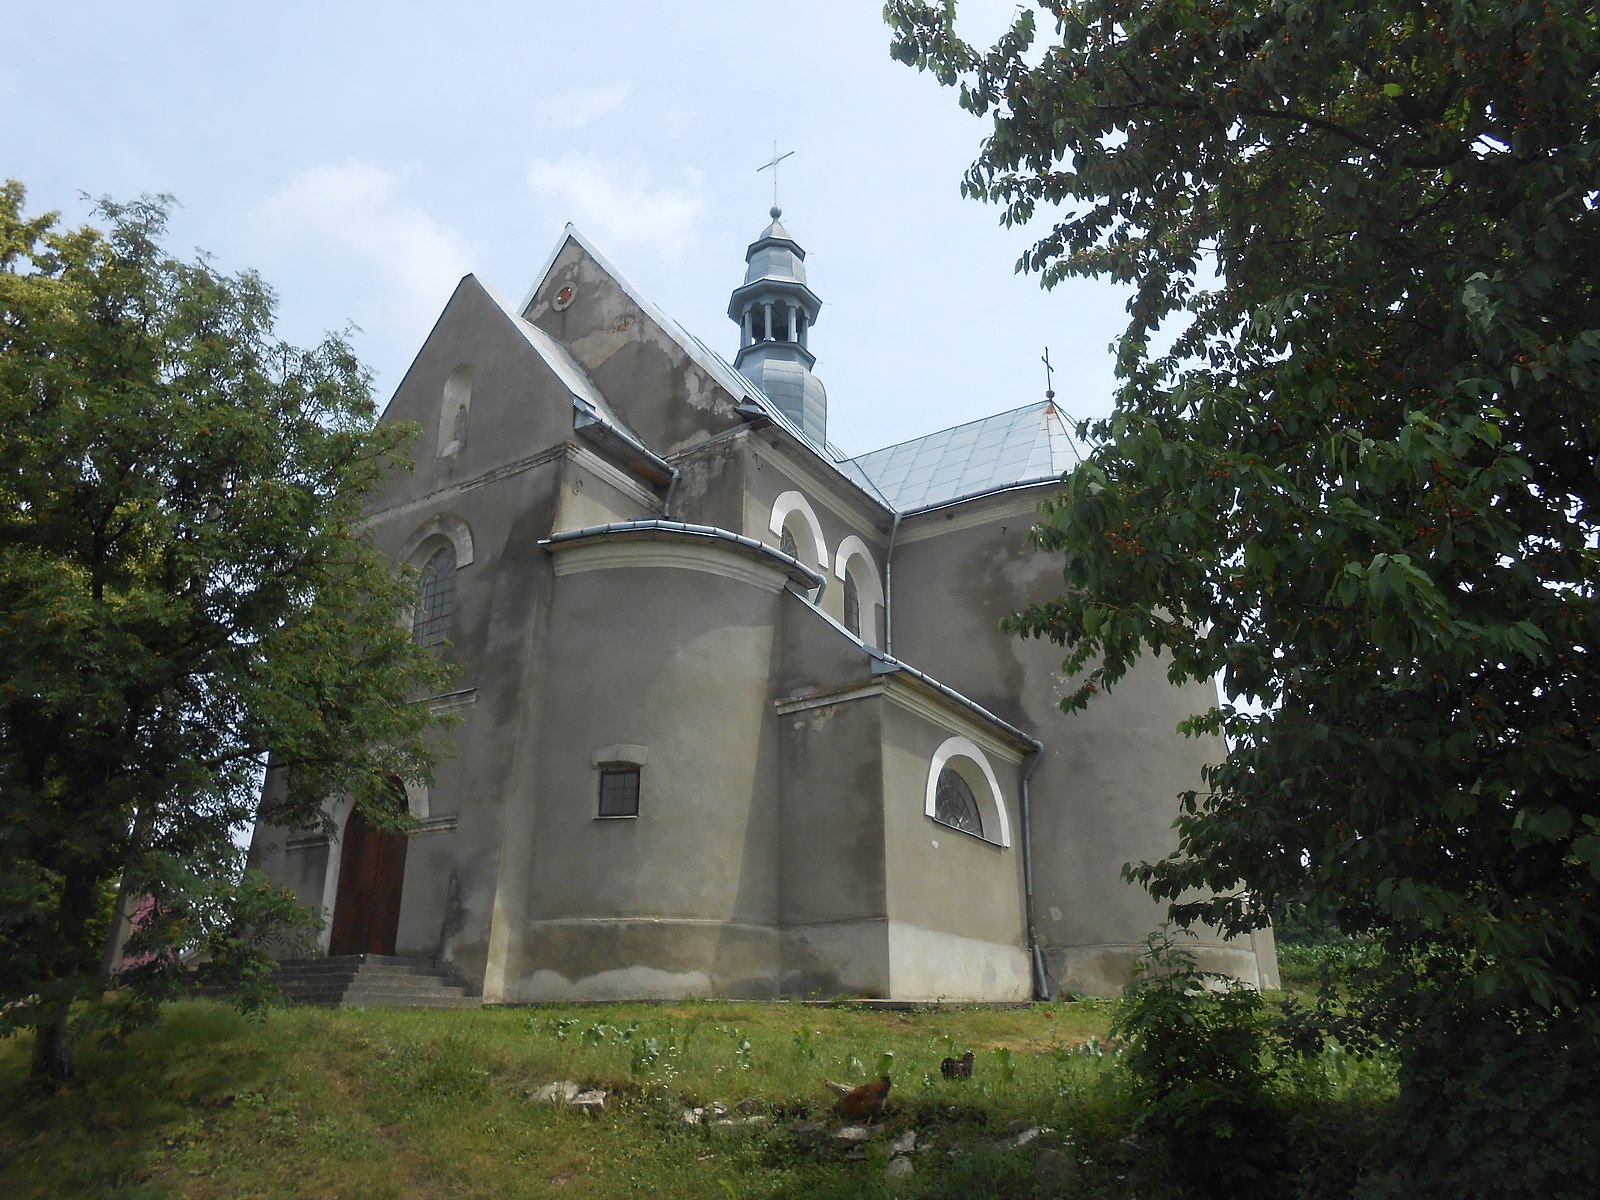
[0,1000,1123,1200]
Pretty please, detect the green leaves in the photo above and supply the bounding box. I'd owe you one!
[0,183,451,1079]
[888,8,1600,1155]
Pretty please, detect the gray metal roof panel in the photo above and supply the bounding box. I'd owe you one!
[846,401,1082,511]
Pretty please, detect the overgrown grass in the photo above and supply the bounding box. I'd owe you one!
[0,995,1393,1199]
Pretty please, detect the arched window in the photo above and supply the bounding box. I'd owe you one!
[413,545,457,646]
[843,573,861,637]
[833,536,884,648]
[767,491,827,573]
[924,736,1012,847]
[933,767,983,837]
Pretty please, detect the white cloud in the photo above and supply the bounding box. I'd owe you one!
[526,156,704,261]
[542,84,631,130]
[257,163,473,326]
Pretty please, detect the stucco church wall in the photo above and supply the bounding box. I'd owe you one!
[376,277,579,513]
[507,546,787,1000]
[525,243,746,457]
[551,448,659,533]
[891,495,1269,995]
[775,599,891,997]
[738,436,890,641]
[670,431,752,533]
[878,703,1032,1000]
[376,454,566,985]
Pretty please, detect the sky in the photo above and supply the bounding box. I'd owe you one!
[5,0,1131,458]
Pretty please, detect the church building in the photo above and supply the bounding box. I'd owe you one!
[250,207,1279,1001]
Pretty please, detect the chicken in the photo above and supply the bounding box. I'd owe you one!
[940,1050,975,1079]
[824,1074,892,1123]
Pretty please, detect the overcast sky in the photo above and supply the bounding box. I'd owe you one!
[5,1,1130,457]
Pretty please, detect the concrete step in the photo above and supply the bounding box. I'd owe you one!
[264,954,478,1009]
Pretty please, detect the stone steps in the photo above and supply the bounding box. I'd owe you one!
[263,954,480,1009]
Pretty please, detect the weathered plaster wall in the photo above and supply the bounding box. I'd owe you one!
[774,604,891,997]
[890,492,1273,995]
[524,242,746,457]
[738,435,891,641]
[508,541,788,1000]
[878,701,1031,1000]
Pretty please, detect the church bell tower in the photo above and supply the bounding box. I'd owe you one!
[728,206,828,444]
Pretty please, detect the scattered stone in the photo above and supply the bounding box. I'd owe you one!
[1011,1124,1055,1147]
[888,1130,916,1156]
[712,1116,770,1133]
[572,1089,607,1113]
[735,1097,764,1115]
[833,1124,877,1144]
[707,1101,729,1118]
[884,1156,915,1186]
[529,1080,581,1104]
[680,1107,706,1126]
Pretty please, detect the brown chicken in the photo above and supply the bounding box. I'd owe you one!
[940,1050,975,1079]
[824,1074,892,1123]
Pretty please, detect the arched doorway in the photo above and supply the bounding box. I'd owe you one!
[328,805,408,956]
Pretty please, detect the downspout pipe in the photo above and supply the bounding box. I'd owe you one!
[1020,743,1053,1001]
[661,463,682,519]
[883,510,903,656]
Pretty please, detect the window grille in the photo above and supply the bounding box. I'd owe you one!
[413,545,457,647]
[933,767,983,837]
[598,766,641,818]
[843,573,861,637]
[779,526,798,560]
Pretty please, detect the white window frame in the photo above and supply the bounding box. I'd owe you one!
[924,736,1011,847]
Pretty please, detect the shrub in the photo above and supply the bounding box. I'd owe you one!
[1112,931,1284,1198]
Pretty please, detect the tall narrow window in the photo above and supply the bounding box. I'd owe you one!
[843,573,861,637]
[438,365,471,458]
[779,526,799,560]
[933,767,984,837]
[413,545,457,646]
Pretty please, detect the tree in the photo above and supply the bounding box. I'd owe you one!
[0,183,451,1085]
[886,2,1599,1191]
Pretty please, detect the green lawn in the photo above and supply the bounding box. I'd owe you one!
[1,999,1131,1199]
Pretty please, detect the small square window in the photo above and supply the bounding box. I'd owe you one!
[598,766,640,818]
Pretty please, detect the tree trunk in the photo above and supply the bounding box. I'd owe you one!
[30,1000,74,1087]
[29,866,101,1087]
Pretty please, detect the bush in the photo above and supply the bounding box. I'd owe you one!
[1112,932,1285,1198]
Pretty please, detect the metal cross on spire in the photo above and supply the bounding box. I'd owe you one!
[1042,348,1057,401]
[757,141,795,211]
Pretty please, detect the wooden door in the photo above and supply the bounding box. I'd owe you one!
[329,806,408,956]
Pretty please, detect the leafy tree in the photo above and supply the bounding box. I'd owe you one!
[886,2,1599,1192]
[0,183,450,1085]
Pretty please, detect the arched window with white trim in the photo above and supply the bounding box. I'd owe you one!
[833,535,885,647]
[768,490,827,577]
[924,736,1012,847]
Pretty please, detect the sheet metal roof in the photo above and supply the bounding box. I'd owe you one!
[845,401,1082,512]
[516,226,1081,516]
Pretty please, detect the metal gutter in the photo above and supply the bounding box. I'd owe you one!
[540,519,826,594]
[865,648,1042,754]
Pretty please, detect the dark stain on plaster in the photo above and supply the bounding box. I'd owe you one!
[436,870,467,964]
